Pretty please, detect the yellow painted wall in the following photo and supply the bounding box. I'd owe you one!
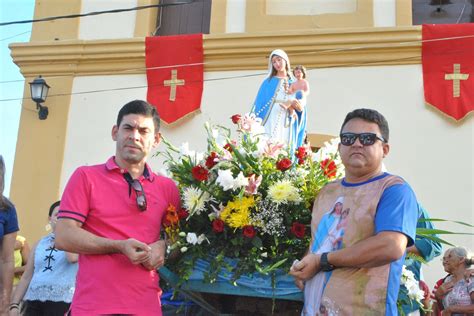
[9,0,80,242]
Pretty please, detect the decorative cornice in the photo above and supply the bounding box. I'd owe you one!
[10,26,422,77]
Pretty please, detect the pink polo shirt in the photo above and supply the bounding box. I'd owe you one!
[59,157,180,315]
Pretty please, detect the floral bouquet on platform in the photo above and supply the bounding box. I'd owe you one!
[159,113,343,284]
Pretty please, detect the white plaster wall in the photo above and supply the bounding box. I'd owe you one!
[373,0,396,27]
[62,65,473,287]
[226,0,246,33]
[62,74,148,189]
[266,0,356,15]
[79,0,137,40]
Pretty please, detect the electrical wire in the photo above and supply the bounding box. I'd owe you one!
[0,30,31,42]
[1,32,473,85]
[0,1,193,26]
[0,54,420,103]
[455,0,468,24]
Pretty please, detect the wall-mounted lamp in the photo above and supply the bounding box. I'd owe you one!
[29,76,50,120]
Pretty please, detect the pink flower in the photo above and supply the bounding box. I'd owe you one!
[240,113,263,133]
[245,174,262,195]
[263,140,285,158]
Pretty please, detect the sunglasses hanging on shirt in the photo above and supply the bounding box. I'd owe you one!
[123,172,147,211]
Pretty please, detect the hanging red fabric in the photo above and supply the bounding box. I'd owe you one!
[422,24,474,121]
[146,34,204,124]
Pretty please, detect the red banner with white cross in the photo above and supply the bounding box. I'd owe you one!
[146,34,203,124]
[422,24,474,121]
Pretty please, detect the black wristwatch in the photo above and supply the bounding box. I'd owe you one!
[320,252,335,272]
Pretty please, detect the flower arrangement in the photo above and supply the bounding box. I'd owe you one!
[159,113,342,284]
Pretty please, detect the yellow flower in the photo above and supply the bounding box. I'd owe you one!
[268,180,301,204]
[220,196,255,229]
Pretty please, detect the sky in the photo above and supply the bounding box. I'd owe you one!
[0,0,35,196]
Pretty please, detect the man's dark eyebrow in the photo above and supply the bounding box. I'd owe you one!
[122,123,151,131]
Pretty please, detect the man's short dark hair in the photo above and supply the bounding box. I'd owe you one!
[49,200,61,217]
[340,108,389,142]
[117,100,160,132]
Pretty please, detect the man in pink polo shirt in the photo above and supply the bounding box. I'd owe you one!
[56,100,180,315]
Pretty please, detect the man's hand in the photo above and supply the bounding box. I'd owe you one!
[289,253,321,281]
[141,240,166,271]
[8,306,20,316]
[294,278,305,290]
[119,239,151,264]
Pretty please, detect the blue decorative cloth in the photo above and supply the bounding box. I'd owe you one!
[188,258,302,297]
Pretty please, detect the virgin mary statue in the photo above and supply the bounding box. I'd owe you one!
[250,49,307,154]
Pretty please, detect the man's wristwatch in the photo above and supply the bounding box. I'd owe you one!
[320,252,335,272]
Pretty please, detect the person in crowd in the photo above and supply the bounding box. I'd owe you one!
[251,49,307,154]
[290,108,418,315]
[9,201,78,316]
[55,100,181,315]
[401,203,443,316]
[432,247,473,316]
[13,235,30,288]
[0,155,19,314]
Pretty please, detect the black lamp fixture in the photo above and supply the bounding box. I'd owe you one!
[29,75,50,120]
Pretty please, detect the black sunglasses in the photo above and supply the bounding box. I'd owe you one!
[131,179,147,211]
[340,132,386,146]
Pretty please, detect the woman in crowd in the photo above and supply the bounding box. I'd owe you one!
[432,247,473,316]
[0,155,19,314]
[13,235,30,288]
[9,201,78,316]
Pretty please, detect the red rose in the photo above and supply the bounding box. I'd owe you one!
[224,143,233,153]
[276,158,292,171]
[231,114,241,124]
[242,225,256,238]
[295,146,307,160]
[191,165,209,182]
[177,208,189,220]
[298,158,305,165]
[205,152,218,169]
[320,158,337,178]
[291,222,306,239]
[212,219,225,233]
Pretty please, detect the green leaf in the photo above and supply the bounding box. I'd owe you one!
[418,218,474,228]
[252,236,263,249]
[415,233,456,247]
[406,252,427,264]
[416,228,473,236]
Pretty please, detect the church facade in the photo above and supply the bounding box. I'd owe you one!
[9,0,473,286]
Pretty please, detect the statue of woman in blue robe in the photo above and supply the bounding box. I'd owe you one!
[250,49,307,155]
